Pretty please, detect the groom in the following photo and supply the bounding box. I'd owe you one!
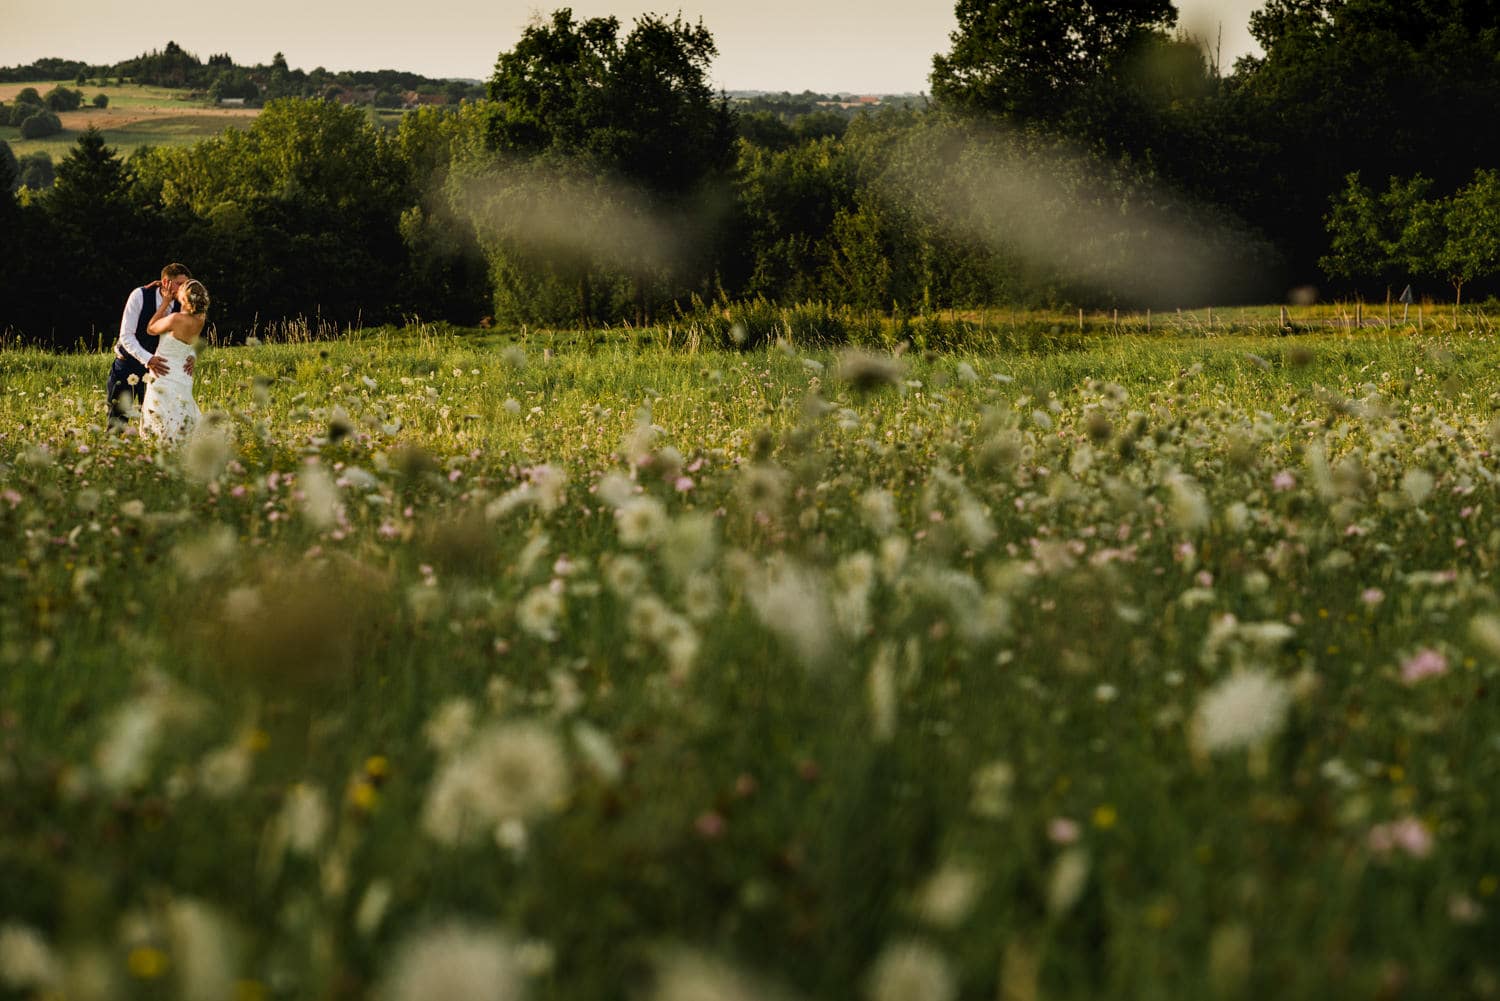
[107,263,194,429]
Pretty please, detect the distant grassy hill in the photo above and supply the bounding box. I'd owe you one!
[0,80,408,161]
[0,80,258,159]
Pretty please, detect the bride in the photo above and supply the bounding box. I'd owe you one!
[141,279,210,442]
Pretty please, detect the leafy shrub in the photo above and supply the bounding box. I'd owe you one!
[43,86,84,112]
[92,93,109,109]
[18,110,62,139]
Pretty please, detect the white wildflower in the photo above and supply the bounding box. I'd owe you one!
[970,760,1014,818]
[299,464,340,529]
[516,587,564,642]
[1166,473,1210,534]
[745,559,834,668]
[424,698,477,756]
[377,923,523,1001]
[166,899,238,1001]
[279,783,331,856]
[421,723,569,847]
[860,488,899,535]
[915,863,983,928]
[868,643,897,742]
[1469,613,1500,659]
[181,425,233,483]
[603,555,647,597]
[615,495,668,547]
[572,722,623,784]
[172,525,237,581]
[197,742,253,798]
[1046,849,1091,916]
[1192,670,1293,754]
[654,949,769,1001]
[356,880,393,938]
[866,939,956,1001]
[1401,468,1435,506]
[0,924,59,991]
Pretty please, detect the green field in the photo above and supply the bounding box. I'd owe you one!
[0,80,259,160]
[2,326,1499,999]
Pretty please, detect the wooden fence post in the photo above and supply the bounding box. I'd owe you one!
[1280,305,1289,328]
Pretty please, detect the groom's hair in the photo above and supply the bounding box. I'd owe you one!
[160,263,191,279]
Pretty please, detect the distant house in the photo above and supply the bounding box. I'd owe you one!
[218,97,246,107]
[401,91,448,109]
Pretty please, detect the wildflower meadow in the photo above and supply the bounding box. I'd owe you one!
[2,324,1498,1000]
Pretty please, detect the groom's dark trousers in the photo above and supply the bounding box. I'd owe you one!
[106,284,168,429]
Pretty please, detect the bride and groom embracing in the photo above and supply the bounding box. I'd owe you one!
[107,262,212,443]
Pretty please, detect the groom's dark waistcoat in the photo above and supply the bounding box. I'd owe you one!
[134,284,164,358]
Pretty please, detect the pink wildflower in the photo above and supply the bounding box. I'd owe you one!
[1361,588,1385,606]
[1400,648,1448,684]
[694,811,726,839]
[1272,470,1296,491]
[1047,817,1081,845]
[1368,816,1433,859]
[674,476,695,493]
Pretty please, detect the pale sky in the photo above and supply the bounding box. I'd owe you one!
[3,1,1264,94]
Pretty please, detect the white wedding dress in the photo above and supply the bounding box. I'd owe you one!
[140,335,200,443]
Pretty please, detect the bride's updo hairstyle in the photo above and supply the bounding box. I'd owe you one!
[183,280,211,316]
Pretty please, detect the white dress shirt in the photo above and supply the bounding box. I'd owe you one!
[117,286,162,366]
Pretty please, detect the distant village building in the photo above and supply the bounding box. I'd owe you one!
[401,91,448,109]
[218,97,246,107]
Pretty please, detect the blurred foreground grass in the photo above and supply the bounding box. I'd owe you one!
[1,326,1498,1000]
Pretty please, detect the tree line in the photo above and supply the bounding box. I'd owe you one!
[4,0,1500,347]
[0,43,484,107]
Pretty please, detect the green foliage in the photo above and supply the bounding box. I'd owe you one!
[931,0,1178,122]
[14,151,53,190]
[473,9,738,323]
[17,109,62,139]
[42,85,84,111]
[0,139,16,193]
[91,93,108,109]
[1322,169,1500,302]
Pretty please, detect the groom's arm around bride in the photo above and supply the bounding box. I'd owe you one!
[106,263,192,429]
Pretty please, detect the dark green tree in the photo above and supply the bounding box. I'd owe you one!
[930,0,1177,124]
[481,8,737,322]
[1234,0,1500,284]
